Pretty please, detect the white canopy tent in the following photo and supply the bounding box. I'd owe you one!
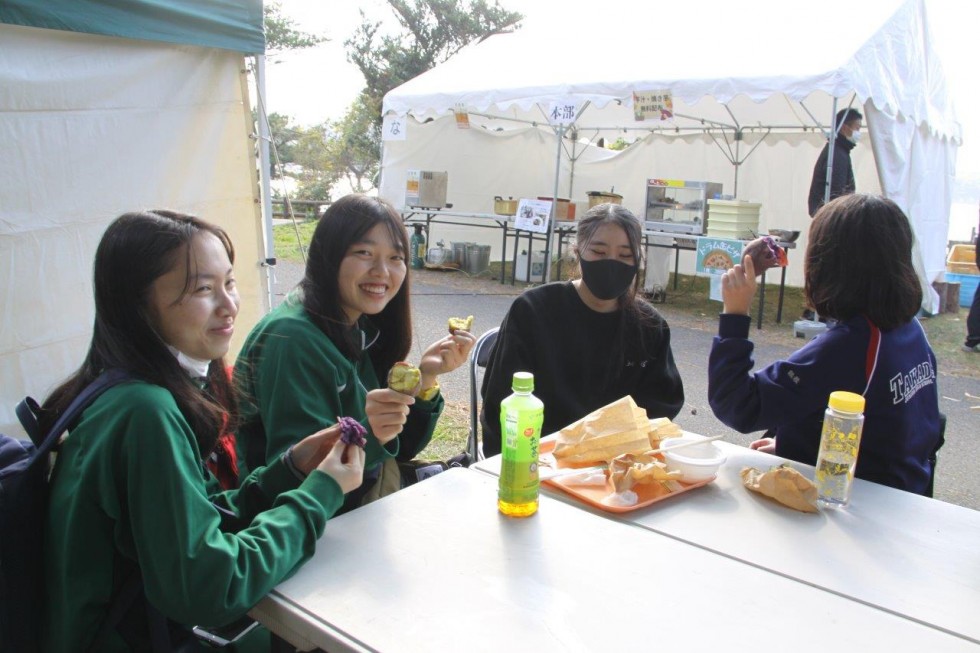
[0,2,269,435]
[380,0,960,308]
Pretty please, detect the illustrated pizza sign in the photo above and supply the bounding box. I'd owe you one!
[695,237,742,276]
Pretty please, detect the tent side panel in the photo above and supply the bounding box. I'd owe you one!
[866,103,956,314]
[0,25,263,435]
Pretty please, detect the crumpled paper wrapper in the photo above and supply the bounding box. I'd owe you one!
[741,464,819,513]
[552,396,680,467]
[609,453,682,493]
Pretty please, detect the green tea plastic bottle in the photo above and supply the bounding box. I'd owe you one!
[497,372,544,517]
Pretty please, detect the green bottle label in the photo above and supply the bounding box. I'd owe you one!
[498,393,544,505]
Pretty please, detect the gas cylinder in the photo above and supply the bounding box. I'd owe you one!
[410,224,426,270]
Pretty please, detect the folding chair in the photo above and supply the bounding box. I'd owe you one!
[467,327,500,462]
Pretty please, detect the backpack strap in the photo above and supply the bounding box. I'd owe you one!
[28,368,133,466]
[15,396,42,445]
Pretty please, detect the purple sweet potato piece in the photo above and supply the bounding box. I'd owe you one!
[338,416,367,448]
[743,236,787,276]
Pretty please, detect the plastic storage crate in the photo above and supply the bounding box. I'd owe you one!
[706,199,761,239]
[946,272,980,307]
[946,244,977,275]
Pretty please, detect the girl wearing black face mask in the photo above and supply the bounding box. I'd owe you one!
[480,203,685,458]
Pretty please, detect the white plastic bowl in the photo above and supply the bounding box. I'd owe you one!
[660,436,727,482]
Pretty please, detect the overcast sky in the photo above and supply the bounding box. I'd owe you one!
[263,0,980,184]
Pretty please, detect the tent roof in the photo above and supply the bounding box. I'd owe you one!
[0,0,264,54]
[383,0,959,141]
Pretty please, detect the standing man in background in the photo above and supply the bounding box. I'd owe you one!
[808,108,863,218]
[964,211,980,352]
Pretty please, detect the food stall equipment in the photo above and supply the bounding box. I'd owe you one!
[645,179,723,235]
[587,190,623,208]
[405,170,448,209]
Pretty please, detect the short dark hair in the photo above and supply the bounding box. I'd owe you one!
[836,108,863,129]
[301,194,412,378]
[805,194,922,329]
[42,210,237,453]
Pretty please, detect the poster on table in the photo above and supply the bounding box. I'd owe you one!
[695,237,742,301]
[515,198,552,234]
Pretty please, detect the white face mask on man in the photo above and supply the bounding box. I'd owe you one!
[848,129,862,144]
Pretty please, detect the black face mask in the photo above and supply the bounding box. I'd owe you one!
[579,258,638,300]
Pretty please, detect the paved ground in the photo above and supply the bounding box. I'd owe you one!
[272,261,979,510]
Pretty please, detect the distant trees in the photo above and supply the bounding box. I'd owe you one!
[340,1,523,192]
[264,1,324,57]
[262,1,523,201]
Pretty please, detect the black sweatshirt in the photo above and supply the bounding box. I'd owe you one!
[480,282,684,457]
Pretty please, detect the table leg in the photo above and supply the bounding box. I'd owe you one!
[500,222,508,285]
[673,247,680,290]
[510,230,521,286]
[776,260,788,324]
[556,230,566,279]
[757,272,766,330]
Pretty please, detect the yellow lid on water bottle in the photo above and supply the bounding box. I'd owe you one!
[828,390,865,414]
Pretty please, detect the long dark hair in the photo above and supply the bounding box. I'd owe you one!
[574,203,661,371]
[806,194,922,330]
[301,194,412,378]
[41,210,237,455]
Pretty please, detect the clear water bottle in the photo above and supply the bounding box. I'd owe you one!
[497,372,544,517]
[814,391,865,508]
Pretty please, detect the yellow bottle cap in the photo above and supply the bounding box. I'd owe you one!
[828,390,865,414]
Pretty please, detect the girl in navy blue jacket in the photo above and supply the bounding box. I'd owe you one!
[708,194,942,495]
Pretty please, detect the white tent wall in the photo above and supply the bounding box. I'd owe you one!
[381,0,959,312]
[379,113,882,287]
[0,23,265,435]
[867,105,957,306]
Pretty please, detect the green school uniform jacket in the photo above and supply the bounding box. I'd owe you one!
[234,294,442,480]
[42,381,344,653]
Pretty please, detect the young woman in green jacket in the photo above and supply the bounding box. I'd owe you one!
[235,194,475,509]
[40,210,364,652]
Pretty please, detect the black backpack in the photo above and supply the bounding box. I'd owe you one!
[0,369,131,652]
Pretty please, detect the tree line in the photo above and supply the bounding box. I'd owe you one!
[262,0,522,202]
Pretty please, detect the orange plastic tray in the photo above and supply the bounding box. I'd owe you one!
[538,437,713,513]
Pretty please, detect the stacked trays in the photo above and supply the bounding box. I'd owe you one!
[706,199,761,239]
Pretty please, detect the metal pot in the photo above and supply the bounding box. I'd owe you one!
[494,196,518,216]
[587,190,623,208]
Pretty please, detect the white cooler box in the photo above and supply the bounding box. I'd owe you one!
[516,251,546,282]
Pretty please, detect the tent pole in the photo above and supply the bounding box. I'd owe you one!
[255,54,275,312]
[733,134,741,197]
[823,97,839,207]
[545,124,565,284]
